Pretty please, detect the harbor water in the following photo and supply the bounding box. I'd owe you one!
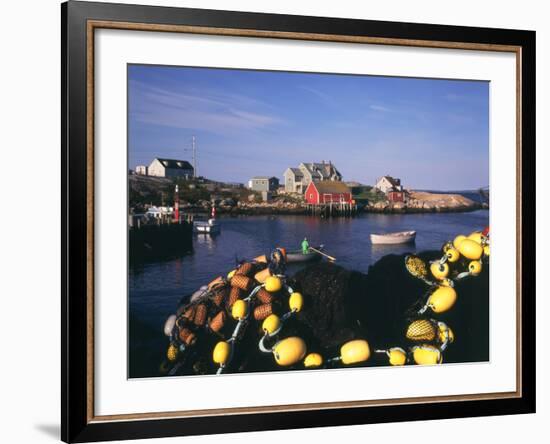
[129,210,489,377]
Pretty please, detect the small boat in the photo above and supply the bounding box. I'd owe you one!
[193,218,221,234]
[370,230,416,245]
[285,245,324,263]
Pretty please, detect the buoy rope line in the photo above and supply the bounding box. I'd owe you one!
[162,229,489,373]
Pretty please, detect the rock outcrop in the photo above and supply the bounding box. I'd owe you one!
[366,191,484,213]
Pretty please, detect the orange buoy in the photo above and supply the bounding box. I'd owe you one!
[193,304,207,326]
[178,328,196,346]
[182,305,195,320]
[254,303,273,321]
[231,274,253,291]
[257,288,274,304]
[226,287,242,309]
[207,276,224,290]
[236,262,255,277]
[209,310,226,333]
[211,288,226,307]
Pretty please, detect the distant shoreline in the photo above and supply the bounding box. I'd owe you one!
[180,203,488,216]
[129,175,488,217]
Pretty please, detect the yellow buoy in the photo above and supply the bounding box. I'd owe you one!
[483,244,490,257]
[227,269,236,279]
[265,276,282,293]
[440,278,454,287]
[427,286,457,313]
[231,299,248,320]
[272,337,307,366]
[340,339,371,365]
[213,341,231,365]
[289,292,304,312]
[262,314,281,335]
[468,231,485,245]
[453,234,467,249]
[406,319,436,341]
[457,239,483,260]
[388,347,407,366]
[442,241,454,253]
[430,262,449,280]
[469,260,483,276]
[437,322,455,344]
[304,352,324,368]
[412,345,442,365]
[445,247,460,263]
[167,343,178,362]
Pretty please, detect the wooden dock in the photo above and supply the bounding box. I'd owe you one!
[305,202,358,217]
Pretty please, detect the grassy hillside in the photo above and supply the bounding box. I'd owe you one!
[350,185,386,204]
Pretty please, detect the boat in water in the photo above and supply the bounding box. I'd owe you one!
[193,217,221,235]
[370,230,416,245]
[285,245,324,263]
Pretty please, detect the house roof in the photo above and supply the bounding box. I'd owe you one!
[154,158,193,170]
[287,168,303,178]
[301,162,341,180]
[310,181,351,194]
[380,175,401,186]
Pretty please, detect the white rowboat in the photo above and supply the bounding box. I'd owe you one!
[370,230,416,245]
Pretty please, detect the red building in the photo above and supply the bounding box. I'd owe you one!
[304,181,353,205]
[387,190,405,202]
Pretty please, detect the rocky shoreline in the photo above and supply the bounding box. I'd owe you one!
[366,191,489,213]
[365,191,487,214]
[178,191,487,216]
[130,175,487,216]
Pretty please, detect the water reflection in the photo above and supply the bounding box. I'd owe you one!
[370,243,417,263]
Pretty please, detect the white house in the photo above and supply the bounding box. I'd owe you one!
[135,165,148,175]
[148,158,194,178]
[284,161,342,193]
[248,176,279,192]
[374,175,403,194]
[146,206,173,218]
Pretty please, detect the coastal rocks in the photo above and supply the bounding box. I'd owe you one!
[392,202,406,211]
[372,201,388,211]
[366,191,483,214]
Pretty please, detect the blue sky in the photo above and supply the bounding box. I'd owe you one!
[128,65,489,190]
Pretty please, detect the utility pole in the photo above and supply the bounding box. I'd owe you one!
[192,135,197,178]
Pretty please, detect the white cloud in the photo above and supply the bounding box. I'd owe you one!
[129,80,285,134]
[369,104,391,112]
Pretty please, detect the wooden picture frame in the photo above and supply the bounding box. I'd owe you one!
[62,1,535,442]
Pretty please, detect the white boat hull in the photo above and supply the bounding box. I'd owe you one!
[370,230,416,245]
[193,220,221,234]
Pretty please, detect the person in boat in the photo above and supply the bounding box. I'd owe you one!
[301,237,310,255]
